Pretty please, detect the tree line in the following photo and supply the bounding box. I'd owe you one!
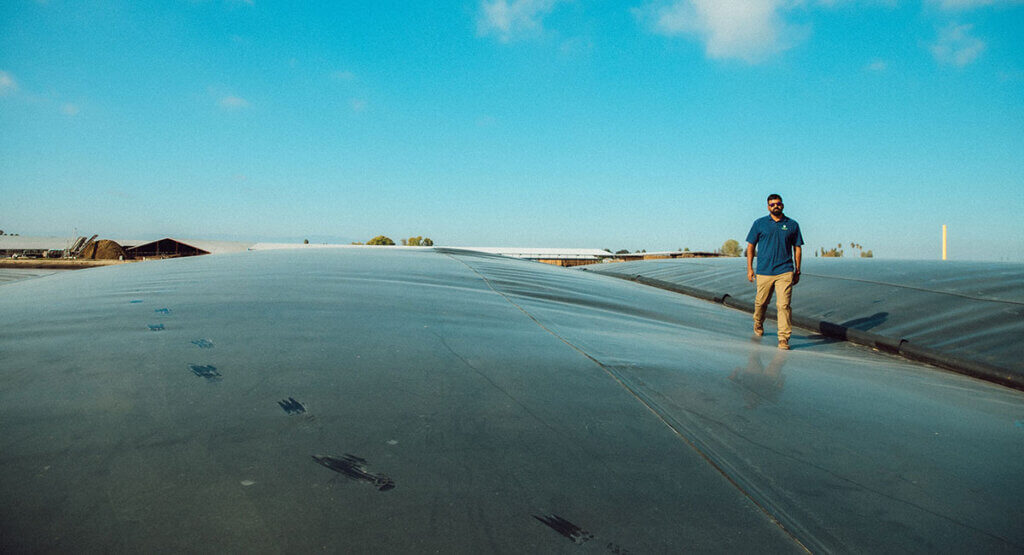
[817,243,873,258]
[351,235,434,246]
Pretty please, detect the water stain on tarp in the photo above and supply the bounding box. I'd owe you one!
[278,397,305,414]
[189,364,220,381]
[533,514,593,545]
[312,454,394,491]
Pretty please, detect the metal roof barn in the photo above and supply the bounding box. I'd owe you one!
[124,237,253,258]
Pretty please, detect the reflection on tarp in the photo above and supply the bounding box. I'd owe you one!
[1,249,1022,552]
[582,258,1024,388]
[730,337,788,408]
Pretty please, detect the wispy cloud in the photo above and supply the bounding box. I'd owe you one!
[350,98,367,112]
[219,95,250,110]
[0,70,17,95]
[635,0,807,63]
[331,70,356,81]
[61,103,80,116]
[930,22,985,66]
[865,59,888,72]
[928,0,1023,10]
[477,0,563,42]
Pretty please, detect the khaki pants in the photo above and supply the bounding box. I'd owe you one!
[754,272,794,341]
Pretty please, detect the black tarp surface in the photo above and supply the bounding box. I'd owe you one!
[582,258,1024,386]
[1,249,1022,553]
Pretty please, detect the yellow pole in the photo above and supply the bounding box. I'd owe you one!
[942,225,947,260]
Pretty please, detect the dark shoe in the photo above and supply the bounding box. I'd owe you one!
[778,339,790,350]
[754,322,764,336]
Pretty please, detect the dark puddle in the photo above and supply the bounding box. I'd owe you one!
[278,397,305,414]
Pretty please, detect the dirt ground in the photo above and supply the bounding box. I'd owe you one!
[0,258,134,270]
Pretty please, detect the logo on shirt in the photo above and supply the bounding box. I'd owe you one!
[781,225,788,230]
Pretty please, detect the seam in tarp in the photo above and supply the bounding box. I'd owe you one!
[596,272,1023,392]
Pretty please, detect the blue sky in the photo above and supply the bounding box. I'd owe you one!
[1,1,1022,260]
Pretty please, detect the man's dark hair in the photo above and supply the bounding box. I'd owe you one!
[767,194,782,203]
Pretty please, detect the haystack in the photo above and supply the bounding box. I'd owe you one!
[79,239,127,260]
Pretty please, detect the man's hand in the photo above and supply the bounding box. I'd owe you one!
[793,270,800,285]
[745,243,756,283]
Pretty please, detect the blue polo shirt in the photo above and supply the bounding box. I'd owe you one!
[746,215,804,276]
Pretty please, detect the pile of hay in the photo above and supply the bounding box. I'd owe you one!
[79,239,127,260]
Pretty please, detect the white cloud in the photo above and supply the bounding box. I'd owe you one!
[350,98,367,112]
[0,70,17,95]
[866,59,888,71]
[637,0,807,63]
[477,0,563,42]
[61,103,80,116]
[930,22,985,66]
[929,0,1023,9]
[332,70,356,81]
[219,95,250,109]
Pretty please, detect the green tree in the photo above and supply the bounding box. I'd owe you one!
[861,250,873,258]
[367,235,395,246]
[721,239,742,257]
[303,239,309,244]
[401,236,434,246]
[615,249,630,255]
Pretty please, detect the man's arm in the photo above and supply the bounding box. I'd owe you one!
[793,246,802,284]
[746,243,756,282]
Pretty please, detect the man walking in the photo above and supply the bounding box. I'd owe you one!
[746,194,803,350]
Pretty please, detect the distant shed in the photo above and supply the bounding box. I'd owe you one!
[122,238,254,259]
[125,238,209,258]
[451,247,613,267]
[612,251,723,262]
